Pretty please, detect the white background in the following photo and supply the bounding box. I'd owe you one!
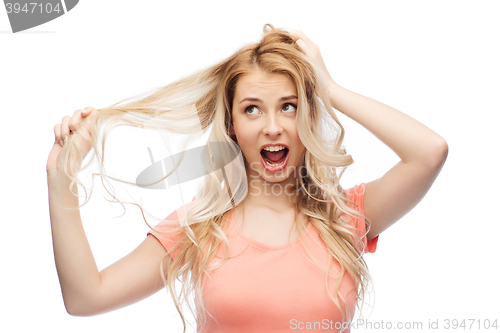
[1,1,499,332]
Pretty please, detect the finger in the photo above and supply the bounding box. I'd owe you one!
[292,30,314,46]
[61,115,71,143]
[295,38,313,56]
[290,30,318,53]
[54,123,63,146]
[295,38,307,49]
[68,109,85,134]
[288,29,300,41]
[81,106,95,118]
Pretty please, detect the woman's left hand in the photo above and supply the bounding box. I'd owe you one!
[288,29,335,85]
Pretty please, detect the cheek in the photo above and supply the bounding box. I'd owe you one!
[290,122,303,142]
[238,131,257,149]
[291,129,306,154]
[232,123,251,147]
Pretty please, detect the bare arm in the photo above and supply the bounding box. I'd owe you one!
[290,30,448,241]
[326,83,448,241]
[47,108,170,316]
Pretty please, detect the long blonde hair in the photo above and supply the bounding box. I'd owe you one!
[63,24,372,332]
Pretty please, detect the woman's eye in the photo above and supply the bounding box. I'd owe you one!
[282,103,297,113]
[245,106,259,114]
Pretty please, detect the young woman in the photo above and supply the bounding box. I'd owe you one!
[46,25,448,332]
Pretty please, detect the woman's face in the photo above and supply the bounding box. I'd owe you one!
[230,69,306,185]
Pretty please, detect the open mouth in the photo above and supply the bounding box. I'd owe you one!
[260,147,289,167]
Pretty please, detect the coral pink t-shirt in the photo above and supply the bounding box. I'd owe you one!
[148,183,378,332]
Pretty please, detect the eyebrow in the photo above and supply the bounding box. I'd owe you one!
[239,95,298,104]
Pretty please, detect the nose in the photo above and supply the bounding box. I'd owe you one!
[262,114,283,137]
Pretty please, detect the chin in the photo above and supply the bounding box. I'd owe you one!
[262,165,295,182]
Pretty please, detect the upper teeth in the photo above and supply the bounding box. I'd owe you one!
[263,145,286,152]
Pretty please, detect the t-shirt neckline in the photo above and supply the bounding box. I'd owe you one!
[227,208,314,251]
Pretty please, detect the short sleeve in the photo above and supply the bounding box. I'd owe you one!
[344,183,379,254]
[147,220,184,260]
[147,198,196,260]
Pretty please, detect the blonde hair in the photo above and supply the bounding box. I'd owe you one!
[63,24,372,332]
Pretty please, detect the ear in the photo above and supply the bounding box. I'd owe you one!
[229,122,235,135]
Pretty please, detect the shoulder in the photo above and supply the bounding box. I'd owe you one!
[344,183,367,211]
[342,183,378,253]
[146,199,197,258]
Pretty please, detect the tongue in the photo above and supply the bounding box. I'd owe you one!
[262,149,286,162]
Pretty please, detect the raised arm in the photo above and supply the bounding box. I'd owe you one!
[290,30,448,241]
[47,108,170,316]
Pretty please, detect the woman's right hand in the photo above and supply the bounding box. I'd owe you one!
[46,107,97,173]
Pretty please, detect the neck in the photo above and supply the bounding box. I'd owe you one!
[240,174,300,213]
